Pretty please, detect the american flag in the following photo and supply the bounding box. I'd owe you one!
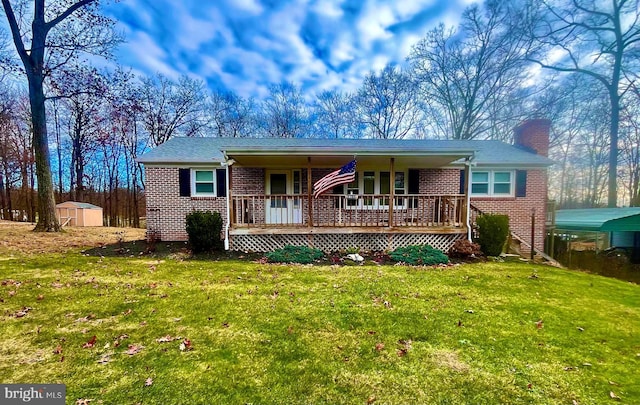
[313,160,357,198]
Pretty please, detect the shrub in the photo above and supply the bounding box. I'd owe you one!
[475,214,509,256]
[449,239,483,259]
[185,210,223,253]
[266,245,324,264]
[389,244,449,266]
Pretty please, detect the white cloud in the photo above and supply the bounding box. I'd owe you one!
[127,31,179,78]
[230,0,264,15]
[312,0,344,18]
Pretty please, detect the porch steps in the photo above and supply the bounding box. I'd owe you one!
[509,231,564,268]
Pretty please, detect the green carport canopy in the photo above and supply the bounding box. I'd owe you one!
[554,208,640,232]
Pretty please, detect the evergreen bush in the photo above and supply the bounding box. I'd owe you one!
[185,210,223,253]
[389,244,449,265]
[266,245,324,264]
[475,214,509,256]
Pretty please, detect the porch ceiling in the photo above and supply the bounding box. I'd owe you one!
[227,153,473,169]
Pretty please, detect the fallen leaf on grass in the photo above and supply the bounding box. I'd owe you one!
[375,343,385,351]
[367,394,376,404]
[75,314,95,323]
[179,339,192,351]
[610,391,620,400]
[15,306,32,318]
[8,290,16,297]
[76,399,92,405]
[122,309,132,316]
[535,320,544,329]
[126,344,143,355]
[144,377,153,386]
[37,294,44,301]
[82,335,97,349]
[97,354,111,364]
[53,345,63,354]
[156,335,178,343]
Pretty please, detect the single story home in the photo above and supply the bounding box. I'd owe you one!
[138,119,553,253]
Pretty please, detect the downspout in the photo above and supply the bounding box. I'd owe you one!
[223,152,233,251]
[465,155,474,241]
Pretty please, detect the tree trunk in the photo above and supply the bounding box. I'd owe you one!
[608,89,620,207]
[28,75,60,231]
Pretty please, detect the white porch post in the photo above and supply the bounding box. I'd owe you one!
[465,156,473,241]
[223,153,234,251]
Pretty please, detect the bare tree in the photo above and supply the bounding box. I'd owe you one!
[1,0,121,230]
[523,0,640,207]
[311,90,363,138]
[620,84,640,205]
[410,1,531,140]
[261,82,308,138]
[208,91,256,138]
[356,64,421,139]
[50,66,106,201]
[140,74,205,146]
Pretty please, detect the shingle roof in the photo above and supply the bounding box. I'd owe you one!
[56,201,102,209]
[137,137,553,167]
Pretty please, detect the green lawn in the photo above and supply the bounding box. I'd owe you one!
[1,251,639,404]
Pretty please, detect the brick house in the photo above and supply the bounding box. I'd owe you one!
[138,119,553,253]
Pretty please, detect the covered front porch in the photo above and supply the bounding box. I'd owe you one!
[222,145,475,251]
[230,193,467,230]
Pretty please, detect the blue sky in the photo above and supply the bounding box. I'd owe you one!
[104,0,475,99]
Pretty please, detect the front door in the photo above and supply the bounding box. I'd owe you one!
[266,170,302,225]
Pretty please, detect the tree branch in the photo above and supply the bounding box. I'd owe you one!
[45,0,97,32]
[1,0,31,68]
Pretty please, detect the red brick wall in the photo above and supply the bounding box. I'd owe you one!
[471,169,547,253]
[419,169,459,194]
[145,166,547,253]
[145,167,227,241]
[514,119,551,157]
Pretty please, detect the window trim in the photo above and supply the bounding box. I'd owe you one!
[191,168,217,197]
[470,169,515,197]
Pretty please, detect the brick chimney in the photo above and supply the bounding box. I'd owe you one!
[514,119,551,157]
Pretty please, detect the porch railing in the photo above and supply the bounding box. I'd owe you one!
[231,194,466,228]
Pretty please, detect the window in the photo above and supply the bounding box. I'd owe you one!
[471,170,514,197]
[493,172,512,195]
[340,170,407,208]
[193,169,216,196]
[346,172,359,207]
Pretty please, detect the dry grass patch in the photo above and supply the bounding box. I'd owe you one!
[0,220,145,254]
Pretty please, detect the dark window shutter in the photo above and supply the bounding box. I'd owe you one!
[459,169,465,194]
[216,169,227,197]
[408,169,420,194]
[179,168,191,197]
[516,170,527,197]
